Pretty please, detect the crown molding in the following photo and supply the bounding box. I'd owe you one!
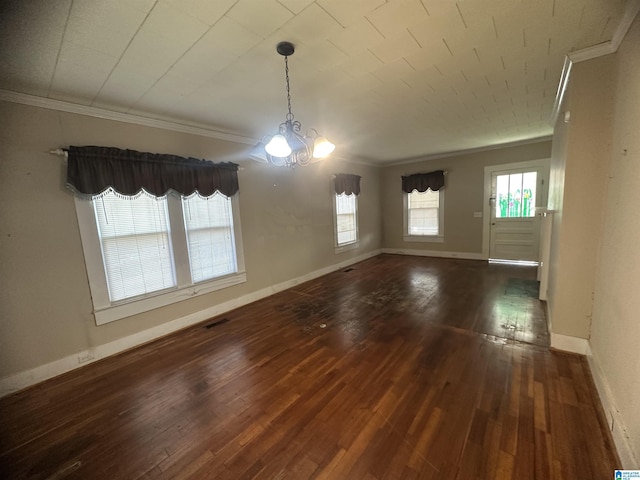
[0,89,380,166]
[611,0,640,51]
[0,90,256,146]
[385,136,553,167]
[568,42,616,63]
[568,0,639,63]
[551,0,639,125]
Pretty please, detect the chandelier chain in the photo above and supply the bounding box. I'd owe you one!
[285,55,293,122]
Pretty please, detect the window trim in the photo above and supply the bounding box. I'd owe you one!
[332,192,359,254]
[74,192,246,325]
[403,188,445,243]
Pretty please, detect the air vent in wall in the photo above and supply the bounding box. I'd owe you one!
[204,318,230,329]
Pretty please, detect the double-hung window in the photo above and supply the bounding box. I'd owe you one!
[335,193,358,247]
[94,190,176,302]
[407,189,440,234]
[182,193,238,283]
[332,174,361,252]
[402,170,445,243]
[76,189,245,325]
[404,189,444,242]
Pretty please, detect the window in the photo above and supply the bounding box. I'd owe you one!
[404,189,444,242]
[76,189,245,325]
[495,171,537,218]
[334,193,358,250]
[183,193,237,283]
[94,190,176,302]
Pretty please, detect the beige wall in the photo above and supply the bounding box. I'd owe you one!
[546,54,614,340]
[589,16,640,467]
[380,142,552,254]
[0,101,381,380]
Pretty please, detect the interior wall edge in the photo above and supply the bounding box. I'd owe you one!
[587,348,638,469]
[0,248,382,399]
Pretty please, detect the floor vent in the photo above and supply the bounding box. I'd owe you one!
[205,318,230,329]
[343,268,354,272]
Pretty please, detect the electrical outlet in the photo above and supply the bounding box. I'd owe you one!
[473,211,483,218]
[78,352,95,364]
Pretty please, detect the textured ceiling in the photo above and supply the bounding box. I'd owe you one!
[0,0,629,163]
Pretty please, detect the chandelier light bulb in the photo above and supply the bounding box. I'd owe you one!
[312,137,336,158]
[265,134,292,157]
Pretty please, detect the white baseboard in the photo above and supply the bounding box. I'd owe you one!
[550,333,591,355]
[587,350,638,469]
[0,249,382,398]
[549,329,637,467]
[381,248,485,261]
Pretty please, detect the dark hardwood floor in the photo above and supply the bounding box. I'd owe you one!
[0,255,618,479]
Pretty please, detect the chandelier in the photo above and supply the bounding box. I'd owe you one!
[249,41,335,167]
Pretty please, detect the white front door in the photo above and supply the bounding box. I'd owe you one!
[489,168,543,262]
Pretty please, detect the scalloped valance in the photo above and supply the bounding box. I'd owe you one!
[334,173,361,196]
[66,146,239,198]
[401,170,445,193]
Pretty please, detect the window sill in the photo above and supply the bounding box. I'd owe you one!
[94,271,247,325]
[403,235,444,243]
[335,241,359,254]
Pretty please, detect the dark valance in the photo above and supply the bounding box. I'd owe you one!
[66,146,239,198]
[401,170,445,193]
[334,173,361,196]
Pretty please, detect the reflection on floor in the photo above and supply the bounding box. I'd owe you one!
[286,254,549,347]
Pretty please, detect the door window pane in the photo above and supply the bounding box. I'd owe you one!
[496,172,537,218]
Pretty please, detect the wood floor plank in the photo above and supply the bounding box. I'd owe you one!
[0,255,620,479]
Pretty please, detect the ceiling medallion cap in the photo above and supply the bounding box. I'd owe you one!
[276,41,295,57]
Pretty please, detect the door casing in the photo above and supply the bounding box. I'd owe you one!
[482,158,550,261]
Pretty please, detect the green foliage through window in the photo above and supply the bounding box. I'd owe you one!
[496,172,537,218]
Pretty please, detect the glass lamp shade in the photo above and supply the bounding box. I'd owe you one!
[270,156,287,167]
[265,134,292,157]
[312,137,335,158]
[249,142,268,163]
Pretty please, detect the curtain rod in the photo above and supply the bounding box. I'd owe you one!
[50,148,68,158]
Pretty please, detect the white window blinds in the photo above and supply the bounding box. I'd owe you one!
[93,189,176,302]
[182,193,237,283]
[408,189,440,235]
[336,193,357,245]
